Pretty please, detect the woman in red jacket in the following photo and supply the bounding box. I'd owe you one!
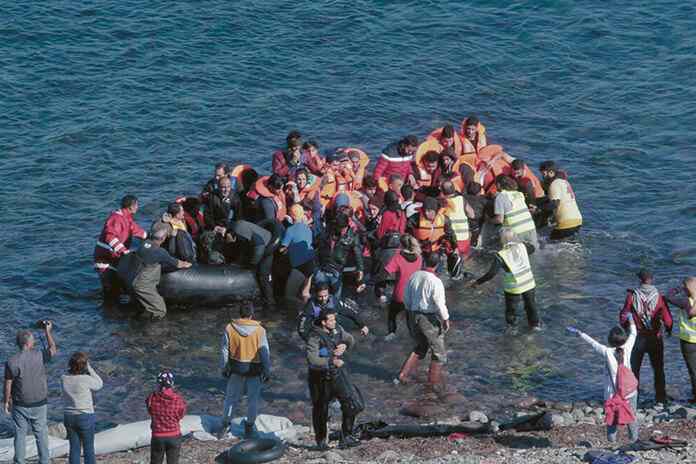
[376,191,406,240]
[147,371,187,464]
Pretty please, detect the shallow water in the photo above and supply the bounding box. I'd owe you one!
[1,1,696,427]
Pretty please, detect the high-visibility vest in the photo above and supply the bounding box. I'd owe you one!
[679,297,696,343]
[414,212,446,250]
[498,242,536,294]
[498,190,536,235]
[444,196,470,242]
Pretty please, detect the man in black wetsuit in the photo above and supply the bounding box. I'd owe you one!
[306,307,363,450]
[297,282,369,342]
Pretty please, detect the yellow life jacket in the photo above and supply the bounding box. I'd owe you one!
[498,190,536,235]
[498,242,536,294]
[679,297,696,343]
[444,196,470,242]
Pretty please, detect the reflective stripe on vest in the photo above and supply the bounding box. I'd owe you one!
[500,190,536,235]
[679,297,696,343]
[498,242,536,294]
[414,213,446,248]
[445,196,470,242]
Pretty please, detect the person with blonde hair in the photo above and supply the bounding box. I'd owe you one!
[383,234,423,341]
[280,204,317,309]
[471,228,541,333]
[666,276,696,402]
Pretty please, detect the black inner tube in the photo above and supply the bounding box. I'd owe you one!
[222,438,285,464]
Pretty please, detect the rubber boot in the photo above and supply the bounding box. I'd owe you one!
[427,361,447,394]
[397,352,421,384]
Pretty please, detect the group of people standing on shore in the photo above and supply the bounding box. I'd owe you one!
[4,116,695,464]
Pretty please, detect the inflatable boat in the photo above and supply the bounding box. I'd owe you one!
[159,264,258,303]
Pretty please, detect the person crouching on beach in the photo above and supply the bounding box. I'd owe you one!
[567,315,639,444]
[146,370,187,464]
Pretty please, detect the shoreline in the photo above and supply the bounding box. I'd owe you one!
[46,399,696,463]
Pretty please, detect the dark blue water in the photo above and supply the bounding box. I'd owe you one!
[2,1,696,426]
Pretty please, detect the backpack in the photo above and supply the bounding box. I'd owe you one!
[604,359,638,426]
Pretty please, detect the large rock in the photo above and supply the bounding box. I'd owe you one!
[541,412,565,429]
[469,411,489,424]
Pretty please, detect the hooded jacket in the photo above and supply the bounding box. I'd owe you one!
[619,284,673,336]
[297,296,366,342]
[146,387,187,438]
[306,324,355,371]
[221,319,271,377]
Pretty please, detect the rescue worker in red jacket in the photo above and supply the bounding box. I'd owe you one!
[372,135,419,186]
[93,195,147,302]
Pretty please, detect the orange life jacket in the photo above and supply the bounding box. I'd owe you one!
[253,176,287,221]
[475,145,514,196]
[414,211,447,251]
[319,168,354,207]
[459,118,488,155]
[517,167,545,198]
[338,148,370,190]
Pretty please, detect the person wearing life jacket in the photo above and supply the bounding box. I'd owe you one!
[440,181,475,257]
[229,165,259,220]
[414,150,443,198]
[511,159,545,205]
[460,115,487,156]
[315,212,364,301]
[360,177,378,205]
[318,151,354,208]
[250,174,288,223]
[492,175,539,250]
[272,130,305,179]
[93,195,147,302]
[301,140,326,176]
[407,197,457,259]
[201,162,230,203]
[297,282,369,343]
[341,148,369,190]
[400,184,421,218]
[618,269,673,404]
[471,228,540,332]
[666,277,696,403]
[151,202,197,263]
[372,135,419,187]
[539,160,583,240]
[176,196,205,242]
[285,168,319,208]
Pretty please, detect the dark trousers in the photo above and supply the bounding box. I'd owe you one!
[256,253,274,304]
[681,340,696,399]
[550,225,581,241]
[630,334,666,401]
[64,413,96,464]
[504,289,539,327]
[387,300,405,334]
[150,435,181,464]
[99,269,122,303]
[308,369,356,444]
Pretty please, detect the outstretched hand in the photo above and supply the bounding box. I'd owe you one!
[565,326,580,336]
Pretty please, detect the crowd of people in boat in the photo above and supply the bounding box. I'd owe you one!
[5,117,696,464]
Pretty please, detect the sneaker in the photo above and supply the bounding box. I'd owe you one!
[338,435,360,449]
[384,332,397,342]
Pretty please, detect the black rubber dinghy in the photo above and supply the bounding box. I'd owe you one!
[220,438,285,464]
[158,264,258,303]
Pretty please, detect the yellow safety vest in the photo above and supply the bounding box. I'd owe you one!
[679,297,696,343]
[498,242,536,294]
[444,196,470,242]
[499,190,536,235]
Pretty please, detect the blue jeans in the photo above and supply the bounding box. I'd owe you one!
[222,374,262,427]
[12,404,49,464]
[313,268,343,300]
[64,413,96,464]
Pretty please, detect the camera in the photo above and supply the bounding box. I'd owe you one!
[35,320,50,330]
